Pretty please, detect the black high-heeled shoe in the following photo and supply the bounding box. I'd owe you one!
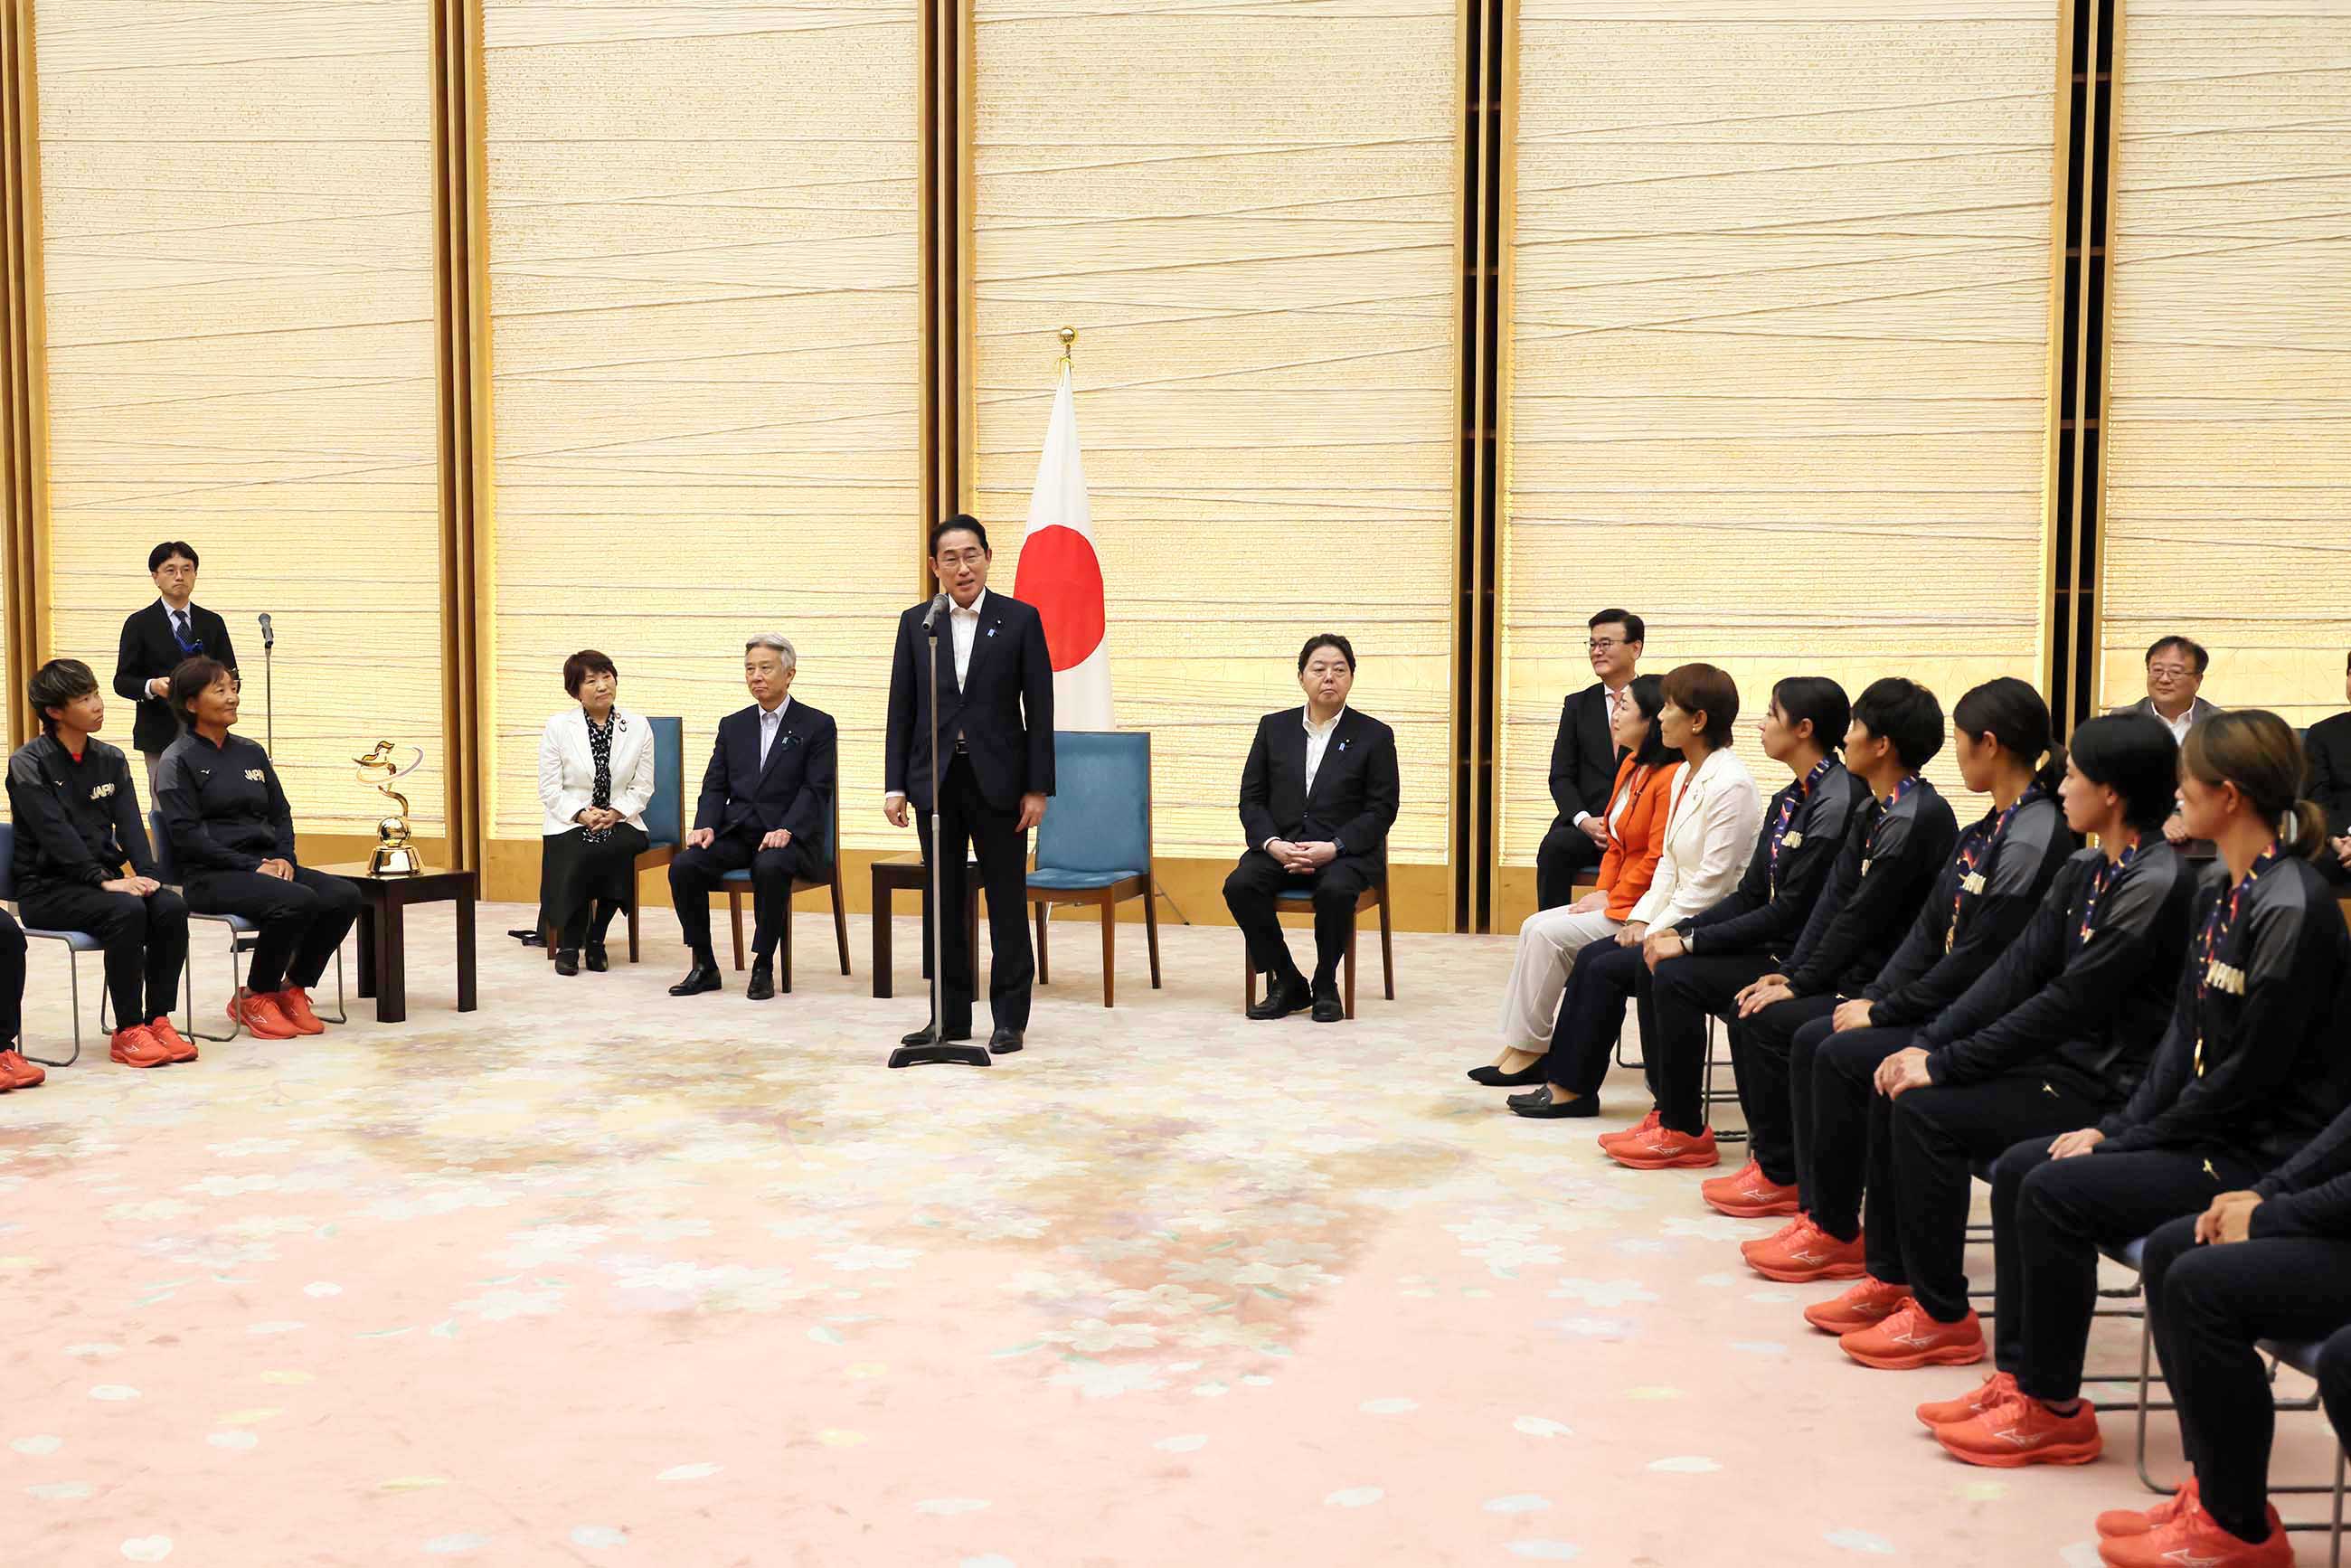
[1468,1060,1550,1087]
[554,949,581,977]
[583,942,609,973]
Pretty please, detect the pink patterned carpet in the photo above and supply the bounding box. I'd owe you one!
[5,906,2340,1565]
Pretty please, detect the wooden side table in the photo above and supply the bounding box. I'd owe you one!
[868,853,981,1000]
[316,864,479,1025]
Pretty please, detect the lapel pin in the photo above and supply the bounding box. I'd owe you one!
[1338,740,1349,751]
[987,625,998,638]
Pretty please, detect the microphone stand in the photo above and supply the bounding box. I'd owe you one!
[262,626,276,758]
[890,609,991,1070]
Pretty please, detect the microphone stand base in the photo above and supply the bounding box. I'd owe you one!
[887,1041,994,1070]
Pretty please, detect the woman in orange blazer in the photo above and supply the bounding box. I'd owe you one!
[1473,674,1683,1085]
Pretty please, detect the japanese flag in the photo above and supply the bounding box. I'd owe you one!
[1012,362,1114,729]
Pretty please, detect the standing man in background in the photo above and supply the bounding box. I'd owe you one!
[2113,634,2222,853]
[114,542,237,797]
[1535,609,1643,909]
[884,515,1055,1056]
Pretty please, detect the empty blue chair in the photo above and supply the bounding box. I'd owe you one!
[150,809,345,1041]
[1027,731,1160,1008]
[717,789,850,991]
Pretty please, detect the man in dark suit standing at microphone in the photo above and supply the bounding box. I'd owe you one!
[114,541,238,798]
[884,515,1055,1054]
[1224,633,1401,1023]
[1534,609,1641,909]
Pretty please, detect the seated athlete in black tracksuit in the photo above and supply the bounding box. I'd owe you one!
[1921,711,2351,1475]
[155,656,361,1043]
[1599,676,1857,1172]
[7,659,192,1070]
[1786,714,2191,1364]
[1728,679,2077,1273]
[1698,677,1958,1217]
[2100,1101,2351,1568]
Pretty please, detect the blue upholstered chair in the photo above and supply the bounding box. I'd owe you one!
[150,809,345,1042]
[1240,867,1394,1021]
[0,819,146,1067]
[1026,731,1159,1008]
[547,713,686,963]
[719,789,850,991]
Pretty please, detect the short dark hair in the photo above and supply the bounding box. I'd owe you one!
[1298,633,1355,674]
[1770,675,1853,754]
[1589,609,1645,646]
[2145,636,2209,675]
[1660,662,1738,748]
[930,514,989,556]
[1624,672,1678,769]
[148,540,198,573]
[28,658,99,738]
[2067,713,2181,833]
[562,649,618,696]
[167,656,234,733]
[1851,676,1946,772]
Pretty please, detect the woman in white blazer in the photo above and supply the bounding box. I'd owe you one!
[1508,663,1764,1119]
[538,650,656,975]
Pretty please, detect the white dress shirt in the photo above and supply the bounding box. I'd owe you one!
[884,590,985,807]
[1267,706,1346,853]
[757,696,791,769]
[1571,682,1633,828]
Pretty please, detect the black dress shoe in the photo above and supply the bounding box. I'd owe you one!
[1246,979,1312,1021]
[554,949,580,977]
[900,1023,973,1046]
[1310,993,1345,1024]
[988,1026,1024,1055]
[583,942,609,973]
[1508,1091,1598,1119]
[1468,1061,1549,1087]
[669,961,722,997]
[746,961,776,1002]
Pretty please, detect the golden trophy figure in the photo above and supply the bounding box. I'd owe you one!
[354,741,426,877]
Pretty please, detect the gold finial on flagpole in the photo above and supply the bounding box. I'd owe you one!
[1057,325,1077,370]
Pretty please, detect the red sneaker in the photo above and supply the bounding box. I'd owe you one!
[1598,1108,1662,1153]
[1608,1124,1720,1170]
[227,988,298,1041]
[272,987,327,1036]
[147,1015,197,1063]
[1918,1370,2017,1430]
[1741,1214,1805,1262]
[1700,1157,1801,1218]
[0,1049,44,1089]
[1934,1391,2101,1469]
[1744,1216,1866,1283]
[2096,1504,2291,1567]
[109,1024,175,1069]
[2097,1479,2197,1539]
[1803,1276,1910,1335]
[1840,1302,1988,1370]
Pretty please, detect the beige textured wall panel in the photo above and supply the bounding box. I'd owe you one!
[482,0,921,845]
[2100,0,2351,728]
[1498,3,2057,867]
[35,1,443,834]
[971,0,1459,865]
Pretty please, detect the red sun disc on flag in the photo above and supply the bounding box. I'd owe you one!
[1015,524,1107,671]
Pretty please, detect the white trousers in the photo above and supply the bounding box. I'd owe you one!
[1498,904,1622,1048]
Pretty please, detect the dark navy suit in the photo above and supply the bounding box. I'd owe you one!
[668,698,836,964]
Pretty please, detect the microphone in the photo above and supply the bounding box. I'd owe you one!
[921,591,951,631]
[258,612,275,650]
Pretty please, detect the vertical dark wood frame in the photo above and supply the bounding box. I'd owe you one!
[0,0,45,749]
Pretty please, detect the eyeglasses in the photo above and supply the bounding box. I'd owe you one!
[2147,665,2195,681]
[1587,639,1623,653]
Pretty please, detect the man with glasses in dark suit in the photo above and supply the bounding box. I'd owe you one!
[1224,633,1402,1024]
[113,541,237,798]
[1535,609,1643,909]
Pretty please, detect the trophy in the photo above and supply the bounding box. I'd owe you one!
[354,741,425,877]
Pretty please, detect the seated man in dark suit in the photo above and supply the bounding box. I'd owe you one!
[1224,634,1402,1024]
[1535,609,1642,909]
[2309,648,2351,888]
[113,540,238,798]
[668,633,837,1001]
[2111,634,2223,855]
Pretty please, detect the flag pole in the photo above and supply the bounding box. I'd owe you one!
[1057,324,1076,372]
